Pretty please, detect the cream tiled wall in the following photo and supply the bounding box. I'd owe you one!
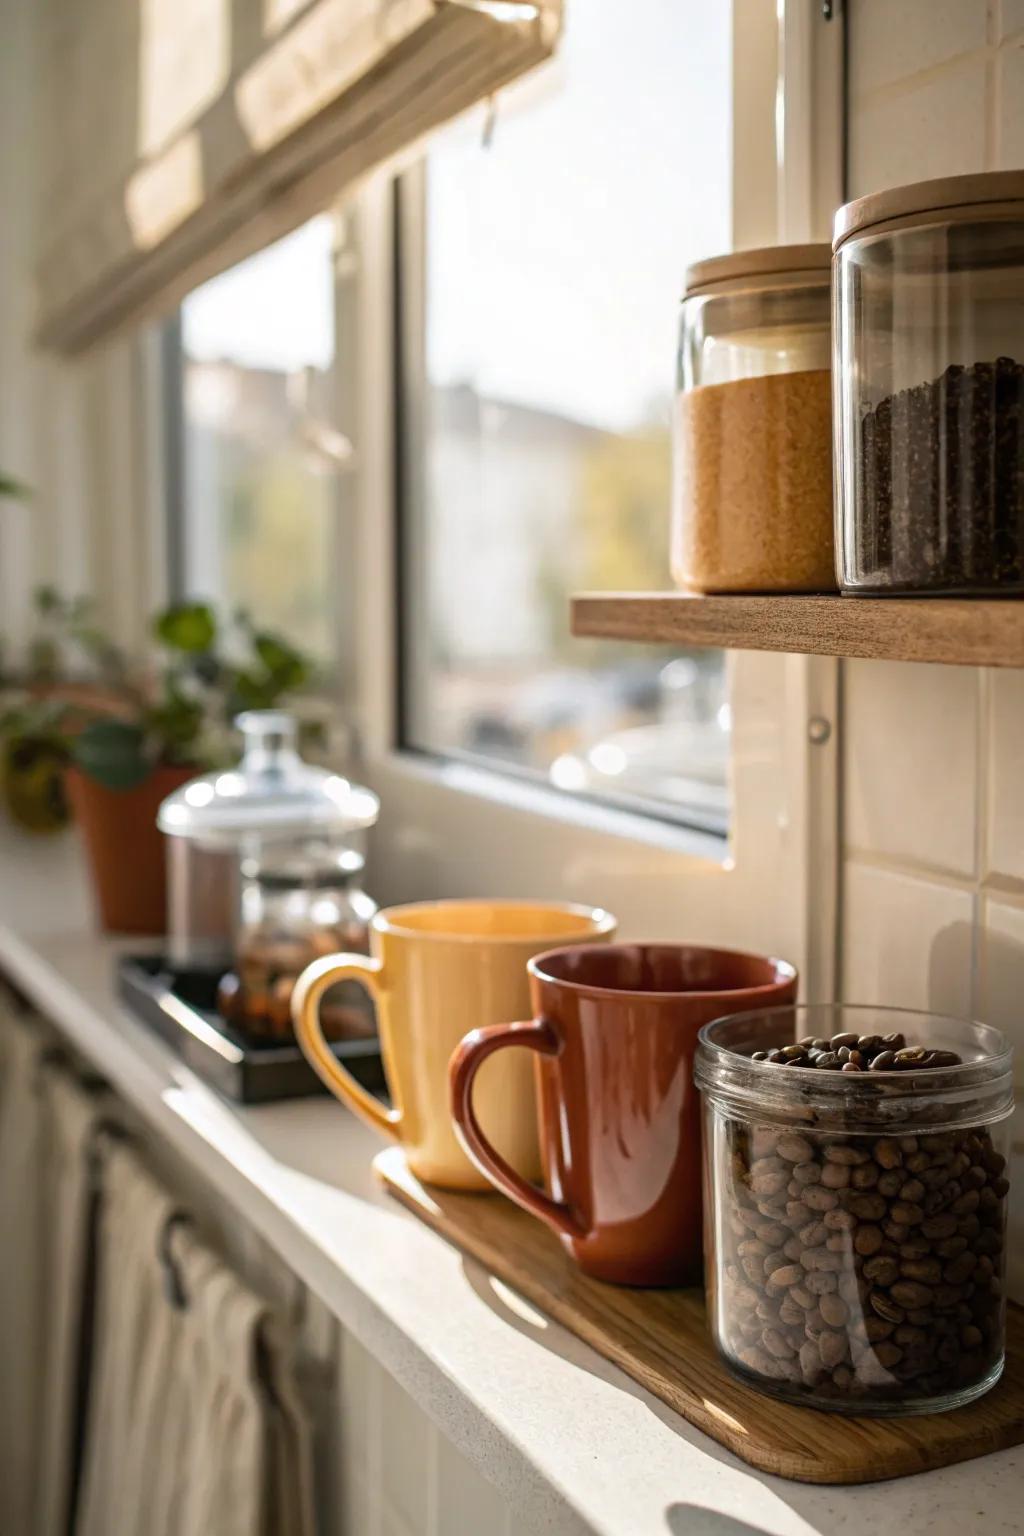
[841,0,1024,1299]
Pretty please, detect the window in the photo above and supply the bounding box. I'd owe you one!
[398,0,732,832]
[175,217,342,664]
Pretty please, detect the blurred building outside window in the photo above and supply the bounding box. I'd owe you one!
[178,216,342,667]
[401,0,731,832]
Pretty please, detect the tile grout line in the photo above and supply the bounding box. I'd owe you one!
[979,876,1024,907]
[842,847,983,894]
[849,42,996,107]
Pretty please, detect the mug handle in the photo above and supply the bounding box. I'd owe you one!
[292,953,402,1141]
[449,1020,586,1240]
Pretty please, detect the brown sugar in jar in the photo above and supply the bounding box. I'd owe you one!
[674,368,834,592]
[672,244,837,594]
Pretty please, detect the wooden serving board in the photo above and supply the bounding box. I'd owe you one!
[375,1147,1024,1485]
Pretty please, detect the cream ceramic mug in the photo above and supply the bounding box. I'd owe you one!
[292,899,616,1189]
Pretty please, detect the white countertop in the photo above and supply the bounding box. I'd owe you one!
[1,826,1022,1536]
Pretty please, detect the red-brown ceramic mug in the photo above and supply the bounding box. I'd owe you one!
[450,944,797,1286]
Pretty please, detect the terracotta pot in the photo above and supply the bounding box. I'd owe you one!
[65,763,195,935]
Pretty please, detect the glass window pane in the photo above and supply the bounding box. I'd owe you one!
[180,216,338,663]
[402,0,732,831]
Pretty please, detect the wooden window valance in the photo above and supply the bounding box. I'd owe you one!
[35,0,561,352]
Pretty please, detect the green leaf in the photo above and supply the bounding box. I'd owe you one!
[253,632,310,691]
[71,718,150,790]
[0,696,73,746]
[145,687,204,753]
[34,584,60,615]
[154,602,217,654]
[68,596,97,632]
[228,669,280,713]
[27,637,60,680]
[73,626,126,680]
[0,472,31,502]
[298,717,328,754]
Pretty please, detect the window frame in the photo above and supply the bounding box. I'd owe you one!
[336,0,844,996]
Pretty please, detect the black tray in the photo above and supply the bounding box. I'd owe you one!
[117,953,387,1105]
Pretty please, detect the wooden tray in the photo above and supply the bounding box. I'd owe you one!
[376,1147,1024,1485]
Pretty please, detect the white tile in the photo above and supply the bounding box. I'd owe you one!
[435,1433,512,1536]
[378,1366,434,1535]
[849,0,988,95]
[987,669,1024,881]
[978,897,1024,1047]
[1000,1,1024,40]
[848,60,988,196]
[844,660,978,879]
[976,897,1024,1305]
[998,43,1024,167]
[841,861,976,1016]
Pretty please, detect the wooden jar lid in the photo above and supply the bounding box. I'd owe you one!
[834,170,1024,250]
[683,243,832,299]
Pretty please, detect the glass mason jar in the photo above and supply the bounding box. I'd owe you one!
[695,1005,1013,1415]
[672,244,835,593]
[834,170,1024,593]
[223,846,378,1041]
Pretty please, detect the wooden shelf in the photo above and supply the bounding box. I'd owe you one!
[571,592,1024,668]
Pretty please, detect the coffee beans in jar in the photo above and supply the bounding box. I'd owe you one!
[695,1007,1013,1414]
[221,848,378,1043]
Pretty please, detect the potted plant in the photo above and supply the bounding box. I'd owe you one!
[0,587,131,832]
[3,597,319,934]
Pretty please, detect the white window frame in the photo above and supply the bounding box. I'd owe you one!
[339,0,843,994]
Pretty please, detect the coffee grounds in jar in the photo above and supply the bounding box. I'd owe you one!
[855,356,1024,592]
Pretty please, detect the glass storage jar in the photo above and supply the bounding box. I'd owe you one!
[223,846,378,1040]
[158,710,379,973]
[834,170,1024,593]
[672,243,835,593]
[695,1005,1013,1415]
